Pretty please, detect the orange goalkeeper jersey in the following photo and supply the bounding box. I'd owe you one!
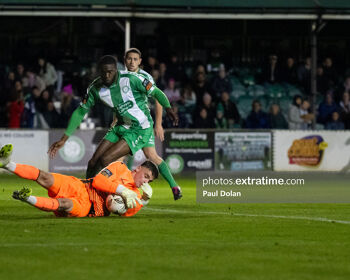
[86,161,142,217]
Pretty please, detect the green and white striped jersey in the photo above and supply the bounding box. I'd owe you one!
[81,70,156,130]
[138,68,154,84]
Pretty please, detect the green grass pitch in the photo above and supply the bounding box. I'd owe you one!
[1,173,350,280]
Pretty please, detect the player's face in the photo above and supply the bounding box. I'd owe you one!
[125,52,142,72]
[100,64,117,86]
[134,166,154,187]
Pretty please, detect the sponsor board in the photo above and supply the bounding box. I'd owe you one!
[215,132,272,171]
[0,130,48,171]
[164,130,214,173]
[49,129,107,174]
[273,130,350,171]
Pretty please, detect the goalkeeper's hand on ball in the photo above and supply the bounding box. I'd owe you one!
[116,186,142,209]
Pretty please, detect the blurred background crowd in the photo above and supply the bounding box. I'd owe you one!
[1,52,349,131]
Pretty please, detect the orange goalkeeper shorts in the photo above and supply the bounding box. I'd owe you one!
[48,173,92,217]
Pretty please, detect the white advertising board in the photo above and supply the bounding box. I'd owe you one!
[0,130,49,171]
[273,130,350,171]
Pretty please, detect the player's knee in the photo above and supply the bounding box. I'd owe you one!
[144,149,162,165]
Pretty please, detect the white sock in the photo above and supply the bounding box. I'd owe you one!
[26,196,37,205]
[6,162,16,172]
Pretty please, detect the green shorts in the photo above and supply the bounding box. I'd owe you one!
[104,125,154,155]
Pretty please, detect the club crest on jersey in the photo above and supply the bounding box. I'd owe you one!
[142,79,152,91]
[122,85,130,93]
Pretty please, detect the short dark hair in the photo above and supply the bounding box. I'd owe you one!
[141,160,159,180]
[98,55,117,69]
[125,48,142,58]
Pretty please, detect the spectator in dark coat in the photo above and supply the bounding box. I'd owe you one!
[268,104,288,129]
[325,111,345,130]
[261,54,282,84]
[217,91,240,128]
[281,57,297,84]
[245,100,269,129]
[193,107,215,128]
[211,66,232,100]
[317,92,338,125]
[193,72,211,105]
[339,92,350,129]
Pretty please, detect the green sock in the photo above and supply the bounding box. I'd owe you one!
[126,155,134,170]
[158,161,178,188]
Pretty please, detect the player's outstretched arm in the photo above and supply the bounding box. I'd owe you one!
[152,87,179,126]
[154,100,164,141]
[47,106,88,158]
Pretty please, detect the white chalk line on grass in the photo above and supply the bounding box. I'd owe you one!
[143,207,350,225]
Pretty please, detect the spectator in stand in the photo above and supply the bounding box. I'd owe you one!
[3,71,16,99]
[211,66,232,101]
[21,87,38,128]
[288,95,304,129]
[316,65,329,96]
[281,57,297,84]
[299,99,314,130]
[42,101,61,128]
[268,103,288,129]
[144,55,158,74]
[339,92,350,129]
[323,57,337,89]
[1,72,16,127]
[207,49,224,73]
[181,84,197,108]
[15,63,25,81]
[317,92,338,125]
[196,64,206,74]
[157,62,169,90]
[325,111,344,130]
[151,69,164,89]
[167,53,185,84]
[217,91,240,128]
[215,105,228,129]
[261,54,281,84]
[193,72,210,105]
[8,83,24,128]
[193,107,215,128]
[22,69,46,93]
[60,84,79,127]
[177,84,196,126]
[164,78,181,103]
[37,57,58,95]
[199,92,216,120]
[297,57,311,95]
[335,77,350,103]
[245,100,269,129]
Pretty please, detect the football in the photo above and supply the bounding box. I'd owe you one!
[106,194,127,215]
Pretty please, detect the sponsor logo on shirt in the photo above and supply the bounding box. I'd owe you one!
[142,79,153,91]
[117,100,133,115]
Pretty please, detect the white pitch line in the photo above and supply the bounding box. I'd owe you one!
[144,207,350,225]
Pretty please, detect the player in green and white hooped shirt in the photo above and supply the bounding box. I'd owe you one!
[122,48,182,200]
[48,55,179,194]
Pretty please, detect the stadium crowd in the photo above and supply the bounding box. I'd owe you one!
[1,52,350,130]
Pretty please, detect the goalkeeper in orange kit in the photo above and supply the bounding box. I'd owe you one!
[0,144,157,218]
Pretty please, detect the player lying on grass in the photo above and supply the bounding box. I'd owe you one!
[0,144,157,218]
[48,54,182,201]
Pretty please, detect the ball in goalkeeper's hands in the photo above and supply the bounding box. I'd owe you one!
[106,194,127,215]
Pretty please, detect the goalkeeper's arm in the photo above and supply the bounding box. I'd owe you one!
[92,174,141,209]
